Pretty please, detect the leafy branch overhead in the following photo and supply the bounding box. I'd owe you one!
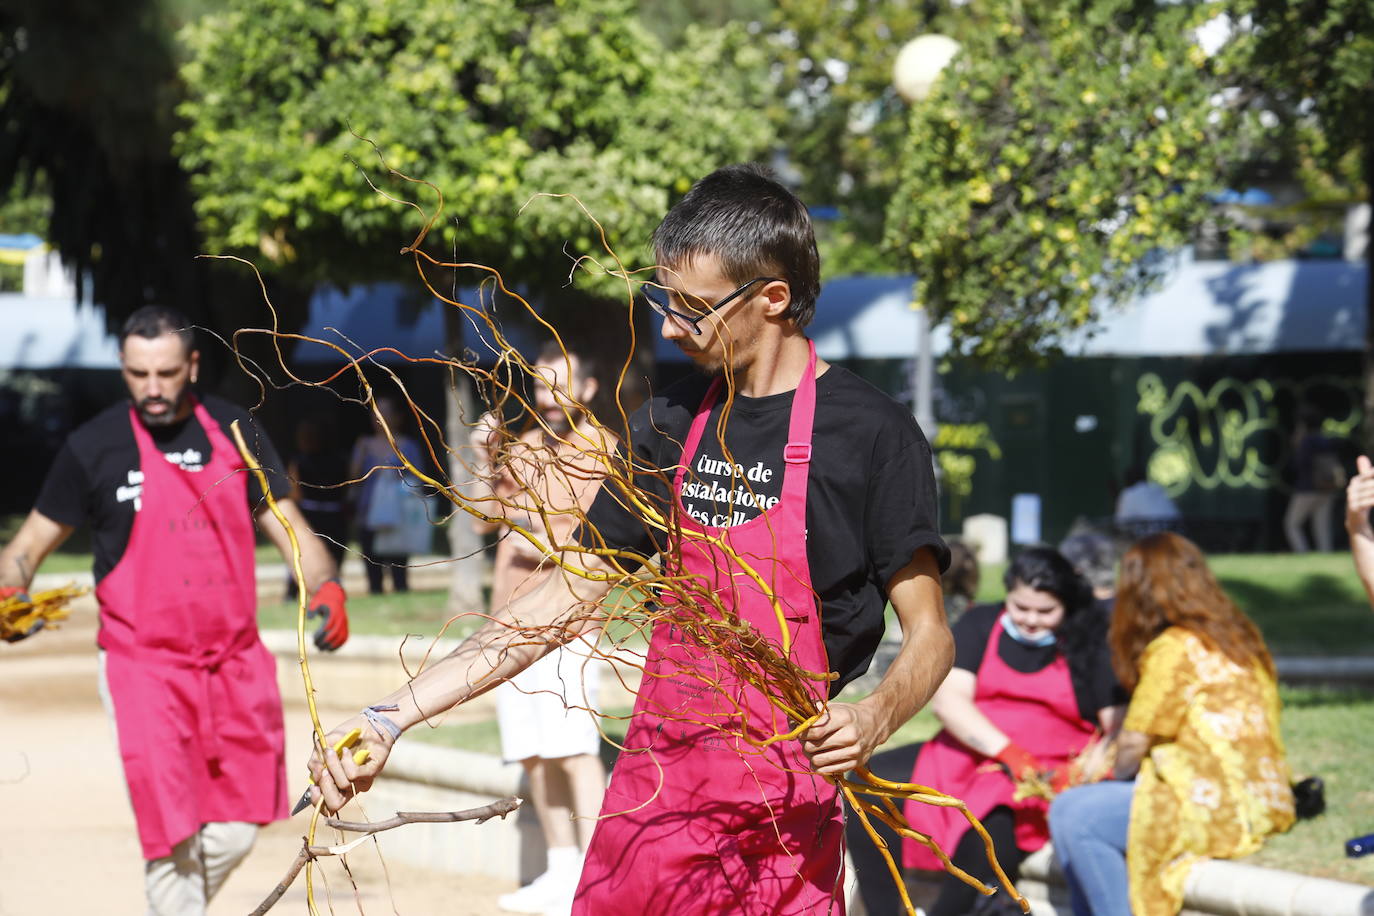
[175,0,775,293]
[886,0,1239,369]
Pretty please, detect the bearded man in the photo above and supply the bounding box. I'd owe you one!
[0,305,347,915]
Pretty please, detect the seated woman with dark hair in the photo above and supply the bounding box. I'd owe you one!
[897,547,1126,916]
[1049,532,1295,916]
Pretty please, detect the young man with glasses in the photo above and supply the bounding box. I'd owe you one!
[308,164,952,914]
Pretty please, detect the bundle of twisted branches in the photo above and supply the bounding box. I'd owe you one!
[0,584,89,641]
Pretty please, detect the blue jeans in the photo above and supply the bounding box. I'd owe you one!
[1048,780,1135,916]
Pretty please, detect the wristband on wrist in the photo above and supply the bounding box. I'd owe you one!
[362,704,403,743]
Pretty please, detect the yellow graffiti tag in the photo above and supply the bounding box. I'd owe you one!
[1137,372,1361,498]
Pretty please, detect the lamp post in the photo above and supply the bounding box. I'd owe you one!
[892,34,960,442]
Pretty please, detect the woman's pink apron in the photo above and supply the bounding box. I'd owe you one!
[574,342,846,914]
[903,611,1094,870]
[95,400,287,860]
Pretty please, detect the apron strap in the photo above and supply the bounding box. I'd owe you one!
[670,340,819,509]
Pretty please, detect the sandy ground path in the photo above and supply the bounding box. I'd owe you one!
[0,598,515,916]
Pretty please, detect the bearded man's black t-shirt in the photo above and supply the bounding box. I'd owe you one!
[581,364,948,695]
[35,395,289,583]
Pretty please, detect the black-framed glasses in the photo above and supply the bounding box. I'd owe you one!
[639,276,782,334]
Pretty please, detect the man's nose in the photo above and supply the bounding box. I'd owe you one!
[659,314,688,341]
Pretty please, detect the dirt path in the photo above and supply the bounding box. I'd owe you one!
[0,598,515,915]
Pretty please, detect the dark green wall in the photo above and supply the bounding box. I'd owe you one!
[929,352,1362,550]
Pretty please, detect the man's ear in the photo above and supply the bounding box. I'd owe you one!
[189,349,201,384]
[578,375,599,406]
[760,279,792,320]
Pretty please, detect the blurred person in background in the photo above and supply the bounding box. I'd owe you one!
[1059,531,1119,613]
[471,342,612,915]
[1345,454,1374,605]
[1114,464,1180,530]
[1285,405,1345,553]
[940,536,980,625]
[349,395,424,594]
[900,547,1125,916]
[1050,532,1294,916]
[285,415,350,599]
[0,306,347,915]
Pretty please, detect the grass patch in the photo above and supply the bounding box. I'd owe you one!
[257,589,478,639]
[257,584,654,646]
[35,544,293,577]
[1243,685,1374,885]
[408,705,637,758]
[973,553,1374,656]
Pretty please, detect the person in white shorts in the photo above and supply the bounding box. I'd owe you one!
[472,342,611,915]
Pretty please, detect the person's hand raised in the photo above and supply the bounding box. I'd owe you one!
[1345,455,1374,541]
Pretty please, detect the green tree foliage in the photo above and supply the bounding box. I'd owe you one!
[1230,0,1373,180]
[175,0,775,296]
[0,0,207,326]
[767,0,949,277]
[1226,0,1374,446]
[885,1,1237,368]
[636,0,771,45]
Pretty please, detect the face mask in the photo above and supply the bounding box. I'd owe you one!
[1001,610,1057,648]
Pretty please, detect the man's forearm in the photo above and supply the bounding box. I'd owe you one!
[259,498,338,593]
[0,511,72,590]
[0,546,35,590]
[856,613,955,747]
[376,555,615,732]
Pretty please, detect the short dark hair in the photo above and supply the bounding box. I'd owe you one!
[537,338,598,386]
[1004,546,1094,617]
[652,164,821,327]
[120,306,195,354]
[1006,546,1107,695]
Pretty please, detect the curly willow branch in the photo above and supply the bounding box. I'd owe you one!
[228,421,334,914]
[220,153,1026,914]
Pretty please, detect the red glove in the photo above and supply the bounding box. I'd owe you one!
[1,587,42,643]
[307,580,349,651]
[995,742,1041,782]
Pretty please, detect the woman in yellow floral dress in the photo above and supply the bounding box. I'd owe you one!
[1049,532,1295,916]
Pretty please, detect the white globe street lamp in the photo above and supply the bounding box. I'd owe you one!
[893,34,961,103]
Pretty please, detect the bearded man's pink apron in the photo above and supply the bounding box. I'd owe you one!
[96,399,287,860]
[903,611,1095,869]
[574,342,845,914]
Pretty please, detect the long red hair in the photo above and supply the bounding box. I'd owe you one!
[1110,532,1275,691]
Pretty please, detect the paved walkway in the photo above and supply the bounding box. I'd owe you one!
[0,595,514,916]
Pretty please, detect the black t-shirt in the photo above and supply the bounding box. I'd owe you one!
[35,394,289,583]
[951,603,1127,723]
[582,364,949,695]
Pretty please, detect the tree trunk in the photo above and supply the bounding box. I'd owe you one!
[442,309,489,614]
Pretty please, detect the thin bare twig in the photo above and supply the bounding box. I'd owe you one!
[249,798,522,915]
[325,797,524,834]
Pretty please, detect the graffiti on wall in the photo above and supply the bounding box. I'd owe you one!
[1137,372,1361,497]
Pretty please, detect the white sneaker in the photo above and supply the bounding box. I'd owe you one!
[542,892,574,916]
[498,870,568,914]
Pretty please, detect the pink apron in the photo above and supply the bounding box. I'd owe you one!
[903,611,1095,869]
[95,399,288,860]
[574,341,845,914]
